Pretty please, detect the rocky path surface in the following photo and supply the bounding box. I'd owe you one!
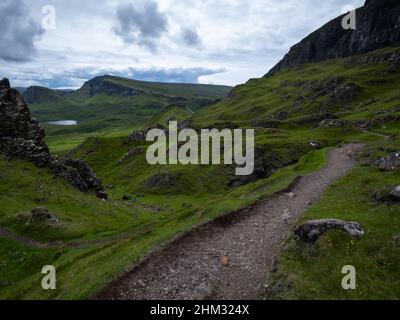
[97,143,363,300]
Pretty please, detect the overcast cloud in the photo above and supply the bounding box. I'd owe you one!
[1,0,365,88]
[113,1,168,52]
[0,0,44,62]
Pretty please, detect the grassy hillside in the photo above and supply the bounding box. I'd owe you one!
[194,46,400,131]
[1,47,400,299]
[266,134,400,300]
[28,76,231,152]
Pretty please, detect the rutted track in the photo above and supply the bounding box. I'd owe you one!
[97,143,363,300]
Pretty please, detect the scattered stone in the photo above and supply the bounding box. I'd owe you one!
[282,209,291,221]
[287,192,296,198]
[295,219,365,244]
[376,152,400,171]
[309,141,322,149]
[122,194,133,201]
[390,186,400,200]
[96,191,108,200]
[144,173,177,189]
[138,280,146,288]
[29,207,58,224]
[193,281,214,300]
[220,255,230,267]
[317,119,344,128]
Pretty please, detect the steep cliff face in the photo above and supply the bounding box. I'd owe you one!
[23,86,62,104]
[266,0,400,76]
[77,76,142,98]
[0,78,105,196]
[0,79,50,166]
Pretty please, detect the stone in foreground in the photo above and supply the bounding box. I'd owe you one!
[295,219,365,244]
[390,186,400,200]
[376,152,400,171]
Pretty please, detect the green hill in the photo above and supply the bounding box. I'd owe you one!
[1,46,400,299]
[27,75,231,152]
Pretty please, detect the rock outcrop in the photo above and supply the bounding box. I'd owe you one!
[29,207,58,224]
[78,76,142,98]
[295,219,365,244]
[376,151,400,171]
[22,86,62,104]
[390,186,400,200]
[0,78,51,167]
[0,78,105,196]
[266,0,400,76]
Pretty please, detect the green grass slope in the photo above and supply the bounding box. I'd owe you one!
[266,135,400,300]
[1,47,400,299]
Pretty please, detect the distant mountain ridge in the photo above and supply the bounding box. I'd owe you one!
[20,75,232,106]
[266,0,400,76]
[16,75,232,144]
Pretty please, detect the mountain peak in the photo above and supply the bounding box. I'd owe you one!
[266,0,400,76]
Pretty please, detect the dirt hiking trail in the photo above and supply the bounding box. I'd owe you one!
[97,143,363,300]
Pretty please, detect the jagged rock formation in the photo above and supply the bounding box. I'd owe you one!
[266,0,400,76]
[0,78,105,196]
[0,78,51,167]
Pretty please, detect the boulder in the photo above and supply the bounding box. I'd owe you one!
[309,141,322,149]
[295,219,365,244]
[30,207,58,224]
[50,158,103,192]
[144,173,178,189]
[376,152,400,171]
[96,191,108,200]
[390,186,400,200]
[317,119,344,128]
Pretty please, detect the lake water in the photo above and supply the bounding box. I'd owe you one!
[46,120,78,126]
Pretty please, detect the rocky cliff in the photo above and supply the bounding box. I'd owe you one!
[77,76,142,98]
[266,0,400,76]
[23,86,62,104]
[0,78,106,197]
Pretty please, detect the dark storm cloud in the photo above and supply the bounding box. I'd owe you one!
[181,28,202,48]
[0,0,44,62]
[113,1,168,52]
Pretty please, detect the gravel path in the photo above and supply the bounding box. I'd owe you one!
[97,143,363,300]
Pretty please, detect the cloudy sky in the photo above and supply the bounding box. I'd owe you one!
[1,0,365,88]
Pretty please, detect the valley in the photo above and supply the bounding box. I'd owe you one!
[1,0,400,301]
